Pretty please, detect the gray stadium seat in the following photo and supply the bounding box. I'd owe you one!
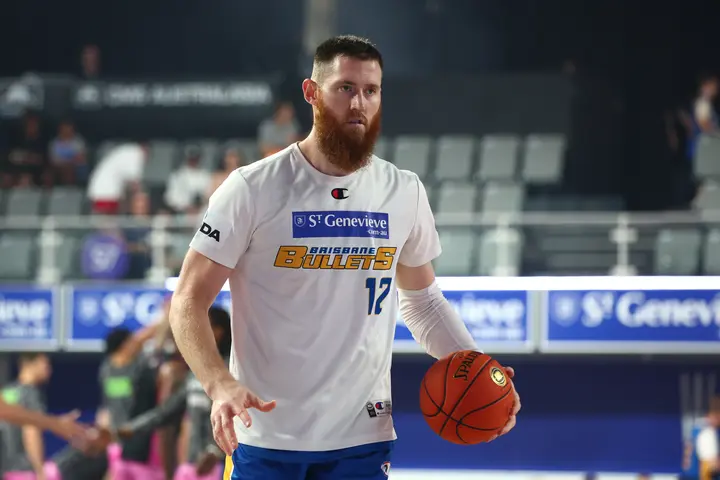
[695,181,720,210]
[522,134,566,184]
[434,135,475,181]
[143,140,180,185]
[0,235,34,280]
[477,135,520,181]
[433,229,476,275]
[477,228,523,276]
[694,134,720,179]
[373,137,391,161]
[703,229,720,274]
[4,188,43,216]
[654,229,702,275]
[437,183,478,213]
[481,182,524,212]
[46,187,84,216]
[392,136,432,179]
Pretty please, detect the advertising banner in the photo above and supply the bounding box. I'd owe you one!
[0,286,59,350]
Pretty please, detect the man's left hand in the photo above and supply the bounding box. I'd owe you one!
[488,366,521,442]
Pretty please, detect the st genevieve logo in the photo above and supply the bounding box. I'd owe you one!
[199,222,220,242]
[331,188,349,200]
[274,245,396,271]
[490,366,507,387]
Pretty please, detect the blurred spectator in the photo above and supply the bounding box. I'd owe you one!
[123,190,152,280]
[48,120,87,185]
[2,112,49,188]
[81,44,101,79]
[687,75,719,162]
[696,395,720,480]
[164,147,211,215]
[258,101,301,157]
[206,147,244,200]
[87,142,148,215]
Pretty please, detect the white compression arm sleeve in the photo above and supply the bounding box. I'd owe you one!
[398,281,480,359]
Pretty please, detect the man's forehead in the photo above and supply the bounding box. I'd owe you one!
[324,56,382,84]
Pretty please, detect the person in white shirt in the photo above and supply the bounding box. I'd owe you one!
[87,143,148,215]
[164,148,212,214]
[168,35,520,480]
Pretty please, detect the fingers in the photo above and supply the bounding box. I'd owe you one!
[212,405,239,456]
[512,390,522,416]
[503,366,515,378]
[251,398,277,413]
[63,409,82,421]
[497,414,516,436]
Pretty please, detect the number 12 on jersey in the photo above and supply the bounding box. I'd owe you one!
[366,277,392,315]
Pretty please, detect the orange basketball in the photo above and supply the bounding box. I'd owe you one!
[419,350,515,445]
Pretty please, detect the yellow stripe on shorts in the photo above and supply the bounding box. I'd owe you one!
[223,454,234,480]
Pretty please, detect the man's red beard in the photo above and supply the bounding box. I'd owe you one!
[314,95,381,173]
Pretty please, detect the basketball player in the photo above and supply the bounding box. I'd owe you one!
[0,399,86,442]
[169,35,521,480]
[117,306,232,480]
[0,353,56,480]
[97,326,163,480]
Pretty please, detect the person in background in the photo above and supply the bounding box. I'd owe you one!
[0,353,55,480]
[0,400,86,442]
[80,45,101,80]
[164,147,212,215]
[122,190,153,280]
[257,101,301,157]
[97,324,163,480]
[687,75,719,163]
[4,112,49,188]
[48,120,87,186]
[87,142,148,215]
[205,148,244,201]
[117,306,232,480]
[696,396,720,480]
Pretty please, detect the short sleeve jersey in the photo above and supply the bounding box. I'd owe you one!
[189,144,441,452]
[0,383,46,472]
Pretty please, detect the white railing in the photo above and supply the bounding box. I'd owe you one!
[1,210,718,284]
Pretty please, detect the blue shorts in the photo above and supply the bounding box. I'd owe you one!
[225,441,395,480]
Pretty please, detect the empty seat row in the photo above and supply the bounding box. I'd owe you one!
[430,182,525,213]
[376,134,566,184]
[654,228,720,275]
[93,133,565,189]
[0,182,528,217]
[1,227,718,280]
[0,188,86,216]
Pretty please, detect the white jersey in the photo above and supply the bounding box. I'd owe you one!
[189,143,441,452]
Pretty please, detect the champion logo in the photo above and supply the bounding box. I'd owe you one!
[331,188,349,200]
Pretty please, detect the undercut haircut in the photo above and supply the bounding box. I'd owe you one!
[311,35,383,83]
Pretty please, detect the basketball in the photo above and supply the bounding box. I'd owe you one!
[420,350,515,445]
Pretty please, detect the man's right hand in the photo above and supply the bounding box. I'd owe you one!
[209,379,276,456]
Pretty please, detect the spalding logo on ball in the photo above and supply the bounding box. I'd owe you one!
[490,367,507,387]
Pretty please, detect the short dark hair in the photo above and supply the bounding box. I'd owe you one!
[18,352,45,366]
[313,35,383,78]
[104,327,133,356]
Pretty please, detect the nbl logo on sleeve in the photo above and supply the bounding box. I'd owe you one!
[292,211,389,239]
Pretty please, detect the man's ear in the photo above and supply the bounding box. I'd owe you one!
[302,79,318,106]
